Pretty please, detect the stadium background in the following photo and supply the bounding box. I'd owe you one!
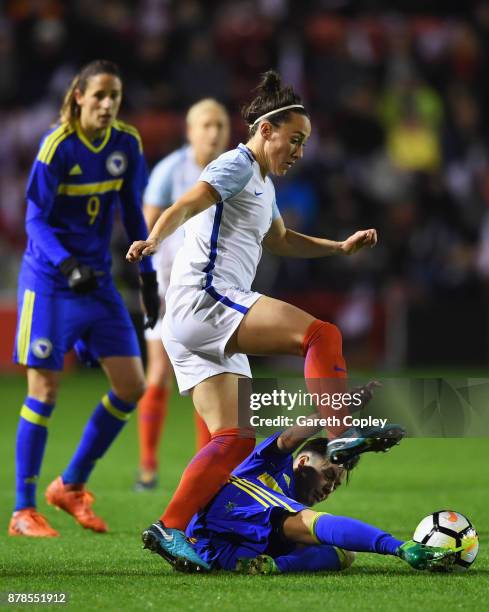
[1,2,488,610]
[1,0,489,370]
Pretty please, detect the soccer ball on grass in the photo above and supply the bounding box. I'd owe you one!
[413,510,479,571]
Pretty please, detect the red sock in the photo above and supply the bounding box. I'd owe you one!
[303,319,349,438]
[194,412,211,451]
[138,385,169,471]
[161,428,255,530]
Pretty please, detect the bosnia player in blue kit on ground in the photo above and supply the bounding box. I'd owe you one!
[181,429,457,573]
[8,60,159,537]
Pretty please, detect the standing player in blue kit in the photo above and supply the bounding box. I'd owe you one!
[8,59,159,537]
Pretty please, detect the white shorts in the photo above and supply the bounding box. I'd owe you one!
[162,284,262,395]
[144,234,182,342]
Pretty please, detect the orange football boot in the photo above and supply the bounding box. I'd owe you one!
[8,507,59,537]
[45,476,108,533]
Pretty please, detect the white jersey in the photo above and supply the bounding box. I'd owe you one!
[170,144,281,292]
[145,145,202,281]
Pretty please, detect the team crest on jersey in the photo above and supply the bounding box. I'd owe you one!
[106,151,127,176]
[31,338,53,359]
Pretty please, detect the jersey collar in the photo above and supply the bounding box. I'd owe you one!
[237,143,256,164]
[76,121,112,153]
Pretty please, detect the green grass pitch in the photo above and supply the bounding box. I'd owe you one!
[1,371,488,611]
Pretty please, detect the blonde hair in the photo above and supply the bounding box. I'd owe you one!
[186,98,229,125]
[59,60,121,127]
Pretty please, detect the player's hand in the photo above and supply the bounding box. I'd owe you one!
[140,271,160,329]
[340,229,377,255]
[59,256,100,294]
[350,380,382,413]
[126,239,158,262]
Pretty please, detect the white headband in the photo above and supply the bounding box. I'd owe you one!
[251,104,305,127]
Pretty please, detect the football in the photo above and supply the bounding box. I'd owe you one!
[413,511,479,571]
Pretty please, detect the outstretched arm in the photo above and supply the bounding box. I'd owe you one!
[143,204,163,232]
[275,380,381,453]
[263,217,377,258]
[126,181,220,262]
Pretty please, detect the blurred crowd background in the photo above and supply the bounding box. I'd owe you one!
[1,0,489,369]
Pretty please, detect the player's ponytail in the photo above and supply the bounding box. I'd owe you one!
[59,60,121,127]
[242,70,308,136]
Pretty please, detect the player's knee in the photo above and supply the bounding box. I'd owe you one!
[320,321,343,352]
[33,386,58,404]
[337,549,356,570]
[303,320,343,355]
[27,369,59,404]
[113,377,146,403]
[283,509,318,544]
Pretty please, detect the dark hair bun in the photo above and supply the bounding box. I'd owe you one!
[255,70,282,96]
[241,69,306,131]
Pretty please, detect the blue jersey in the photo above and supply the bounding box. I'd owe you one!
[187,433,306,569]
[23,120,152,293]
[232,431,296,497]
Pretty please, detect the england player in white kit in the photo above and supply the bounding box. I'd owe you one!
[127,71,399,572]
[136,99,230,490]
[162,142,280,394]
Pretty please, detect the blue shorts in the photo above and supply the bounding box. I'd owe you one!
[187,475,306,570]
[13,279,140,370]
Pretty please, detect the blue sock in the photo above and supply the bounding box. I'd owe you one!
[312,513,404,556]
[15,397,55,511]
[275,545,342,572]
[62,391,135,484]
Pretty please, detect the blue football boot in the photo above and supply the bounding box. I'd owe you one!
[142,521,211,572]
[327,424,406,465]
